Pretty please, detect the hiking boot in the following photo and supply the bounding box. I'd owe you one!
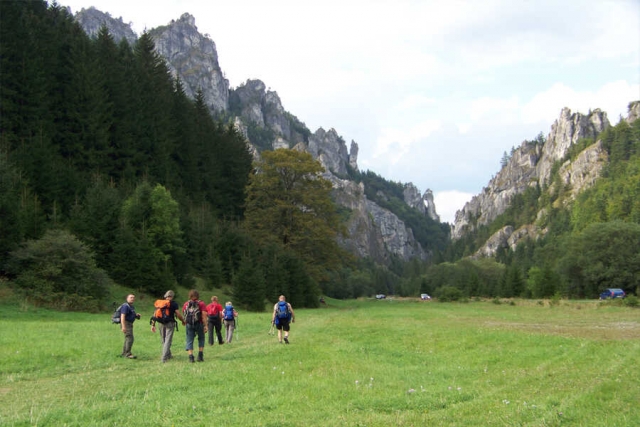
[197,352,204,362]
[125,354,137,359]
[284,337,289,344]
[188,355,195,363]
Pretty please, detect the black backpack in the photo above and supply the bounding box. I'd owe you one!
[183,300,201,326]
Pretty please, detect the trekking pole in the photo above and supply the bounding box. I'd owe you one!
[268,323,275,335]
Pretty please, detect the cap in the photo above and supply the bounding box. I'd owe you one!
[164,290,175,298]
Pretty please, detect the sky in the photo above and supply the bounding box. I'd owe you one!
[61,0,640,223]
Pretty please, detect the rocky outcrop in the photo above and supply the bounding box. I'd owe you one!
[349,141,359,171]
[230,79,310,149]
[403,185,440,222]
[74,8,441,264]
[472,224,543,258]
[73,7,137,46]
[627,101,640,124]
[536,108,609,186]
[551,140,608,204]
[307,128,350,176]
[452,107,610,241]
[149,14,229,113]
[328,175,428,263]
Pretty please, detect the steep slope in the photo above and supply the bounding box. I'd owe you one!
[73,8,442,264]
[453,102,640,258]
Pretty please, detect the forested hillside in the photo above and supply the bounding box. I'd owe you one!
[0,1,354,309]
[432,115,640,301]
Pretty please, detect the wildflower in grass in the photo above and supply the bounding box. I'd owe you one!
[408,389,416,393]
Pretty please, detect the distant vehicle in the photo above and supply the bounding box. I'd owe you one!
[420,294,431,301]
[375,294,386,299]
[599,288,626,299]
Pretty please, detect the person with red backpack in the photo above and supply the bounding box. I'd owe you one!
[182,290,208,362]
[206,296,224,346]
[272,295,295,344]
[150,290,185,363]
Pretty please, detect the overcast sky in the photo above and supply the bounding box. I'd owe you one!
[61,0,640,223]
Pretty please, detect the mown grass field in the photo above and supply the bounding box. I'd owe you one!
[0,297,638,426]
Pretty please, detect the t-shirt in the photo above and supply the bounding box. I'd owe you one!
[182,300,207,324]
[206,302,223,317]
[120,303,137,323]
[167,300,179,317]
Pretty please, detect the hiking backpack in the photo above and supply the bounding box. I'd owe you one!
[276,301,290,320]
[152,299,173,324]
[183,300,201,326]
[111,303,127,324]
[223,305,235,321]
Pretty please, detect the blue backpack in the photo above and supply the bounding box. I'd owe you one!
[276,301,290,321]
[223,305,235,321]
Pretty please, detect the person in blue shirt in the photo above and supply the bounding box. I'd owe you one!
[120,294,141,359]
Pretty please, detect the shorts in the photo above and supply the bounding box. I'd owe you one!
[276,320,290,331]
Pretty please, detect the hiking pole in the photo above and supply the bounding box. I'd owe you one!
[268,323,275,335]
[235,317,239,342]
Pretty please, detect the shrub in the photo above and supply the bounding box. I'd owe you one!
[7,229,112,311]
[436,286,463,302]
[624,295,638,308]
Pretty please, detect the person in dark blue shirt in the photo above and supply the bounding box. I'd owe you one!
[120,294,140,359]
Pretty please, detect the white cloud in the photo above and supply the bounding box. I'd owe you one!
[521,81,640,125]
[373,120,442,164]
[394,95,437,111]
[434,190,475,224]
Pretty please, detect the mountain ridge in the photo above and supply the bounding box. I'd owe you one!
[72,7,442,264]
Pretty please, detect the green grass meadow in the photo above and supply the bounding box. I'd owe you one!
[0,297,638,426]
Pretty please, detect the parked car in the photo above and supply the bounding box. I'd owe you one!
[599,288,626,299]
[375,294,386,299]
[420,294,431,301]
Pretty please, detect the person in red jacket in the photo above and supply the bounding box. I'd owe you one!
[206,296,224,346]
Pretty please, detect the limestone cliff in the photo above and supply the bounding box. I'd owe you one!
[456,104,640,259]
[73,7,137,46]
[149,14,229,113]
[73,9,441,264]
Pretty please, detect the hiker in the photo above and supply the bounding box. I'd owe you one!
[120,294,141,358]
[151,290,185,363]
[206,296,224,346]
[272,295,295,344]
[182,290,208,362]
[222,302,238,343]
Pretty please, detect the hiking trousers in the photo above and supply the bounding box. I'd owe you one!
[159,321,175,362]
[224,319,235,343]
[122,320,134,356]
[208,317,223,345]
